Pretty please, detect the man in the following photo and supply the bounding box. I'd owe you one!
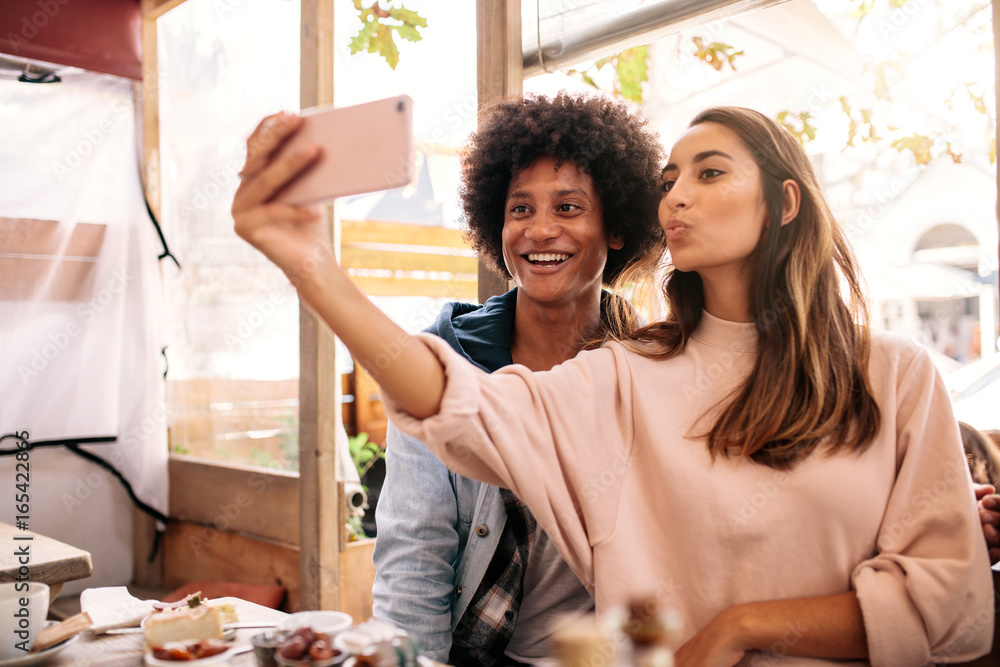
[371,93,664,666]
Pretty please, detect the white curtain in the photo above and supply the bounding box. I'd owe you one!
[0,71,168,593]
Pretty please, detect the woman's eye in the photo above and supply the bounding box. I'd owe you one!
[660,180,675,193]
[557,203,578,212]
[511,204,528,213]
[700,168,723,180]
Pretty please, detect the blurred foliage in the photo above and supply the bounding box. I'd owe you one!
[349,431,385,478]
[775,1,994,169]
[350,0,427,70]
[346,515,365,541]
[849,0,911,17]
[776,110,819,145]
[346,432,384,541]
[567,46,650,104]
[840,96,880,147]
[691,37,744,72]
[276,413,299,470]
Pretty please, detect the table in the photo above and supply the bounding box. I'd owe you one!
[32,593,451,667]
[54,594,288,666]
[0,521,93,599]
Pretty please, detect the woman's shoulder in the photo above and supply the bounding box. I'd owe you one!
[868,328,934,376]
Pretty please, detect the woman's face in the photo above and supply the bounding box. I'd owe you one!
[501,155,622,306]
[659,122,769,281]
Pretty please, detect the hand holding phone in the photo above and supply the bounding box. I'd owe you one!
[270,95,415,206]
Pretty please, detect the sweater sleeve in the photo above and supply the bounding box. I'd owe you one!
[385,333,635,588]
[851,342,994,665]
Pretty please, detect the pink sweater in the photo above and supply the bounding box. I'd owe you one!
[387,311,993,664]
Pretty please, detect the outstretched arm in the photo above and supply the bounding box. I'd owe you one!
[232,112,444,418]
[674,593,867,667]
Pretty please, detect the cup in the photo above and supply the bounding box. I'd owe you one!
[0,581,50,659]
[251,629,292,667]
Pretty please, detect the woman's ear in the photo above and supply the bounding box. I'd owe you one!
[609,233,625,250]
[780,180,801,226]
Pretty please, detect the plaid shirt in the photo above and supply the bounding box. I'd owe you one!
[448,488,535,667]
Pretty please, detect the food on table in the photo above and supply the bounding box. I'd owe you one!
[336,620,417,667]
[149,638,231,661]
[144,605,223,647]
[276,626,342,664]
[150,592,239,625]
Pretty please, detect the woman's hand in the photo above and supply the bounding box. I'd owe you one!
[974,483,1000,564]
[231,111,446,419]
[672,609,746,667]
[231,112,329,289]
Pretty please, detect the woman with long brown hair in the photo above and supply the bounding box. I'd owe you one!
[233,106,992,663]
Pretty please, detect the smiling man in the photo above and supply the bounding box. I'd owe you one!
[370,93,665,667]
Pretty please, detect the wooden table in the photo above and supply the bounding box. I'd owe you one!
[0,521,93,599]
[55,595,290,666]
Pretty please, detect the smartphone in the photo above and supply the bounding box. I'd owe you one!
[270,95,414,206]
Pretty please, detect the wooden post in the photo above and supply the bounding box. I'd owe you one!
[298,0,341,611]
[475,0,521,304]
[132,0,187,589]
[994,0,1000,337]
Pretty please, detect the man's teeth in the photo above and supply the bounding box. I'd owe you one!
[527,253,569,263]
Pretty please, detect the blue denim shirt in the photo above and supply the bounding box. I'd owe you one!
[372,290,518,662]
[373,423,507,661]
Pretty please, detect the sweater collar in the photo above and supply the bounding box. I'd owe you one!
[690,310,758,352]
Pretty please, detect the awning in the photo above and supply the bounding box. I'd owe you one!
[0,0,141,80]
[523,0,790,76]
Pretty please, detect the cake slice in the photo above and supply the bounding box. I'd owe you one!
[144,605,223,647]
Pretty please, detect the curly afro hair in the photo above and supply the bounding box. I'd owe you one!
[459,92,665,284]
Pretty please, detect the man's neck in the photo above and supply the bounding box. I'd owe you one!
[509,290,603,372]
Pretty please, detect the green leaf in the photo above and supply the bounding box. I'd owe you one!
[370,23,401,69]
[350,21,377,54]
[691,36,743,72]
[616,46,649,104]
[394,23,423,42]
[389,7,428,28]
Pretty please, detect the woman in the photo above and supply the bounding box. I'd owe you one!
[233,106,992,663]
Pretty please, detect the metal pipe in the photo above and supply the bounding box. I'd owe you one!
[523,0,790,77]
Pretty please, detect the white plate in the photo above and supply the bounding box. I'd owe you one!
[0,622,80,667]
[143,644,251,666]
[276,611,352,637]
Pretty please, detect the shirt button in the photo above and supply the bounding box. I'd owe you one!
[475,524,489,537]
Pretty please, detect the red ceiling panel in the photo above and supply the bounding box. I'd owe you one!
[0,0,142,80]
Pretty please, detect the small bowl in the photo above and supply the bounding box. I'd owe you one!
[274,648,346,667]
[276,611,353,638]
[251,630,293,667]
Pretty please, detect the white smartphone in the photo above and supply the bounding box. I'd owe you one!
[270,95,414,206]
